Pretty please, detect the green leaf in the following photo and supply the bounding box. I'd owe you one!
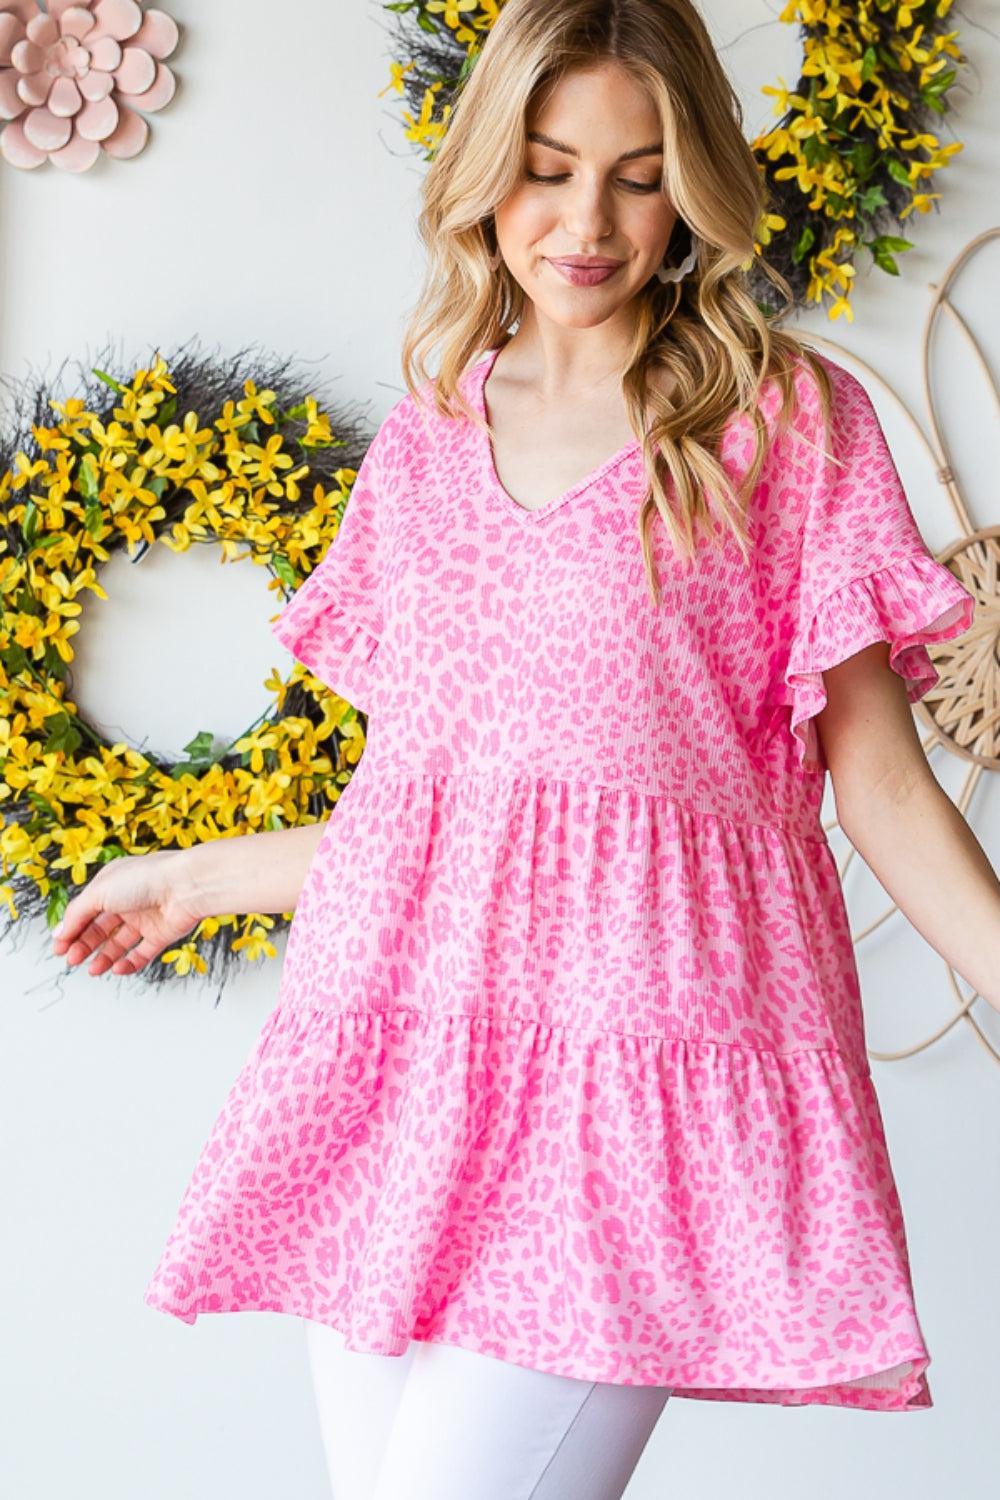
[157,396,177,425]
[271,552,297,590]
[857,184,888,214]
[872,234,914,252]
[32,532,62,551]
[42,641,64,675]
[46,882,69,927]
[886,157,911,186]
[2,641,29,676]
[792,225,815,264]
[91,367,128,394]
[146,474,168,498]
[860,46,878,83]
[923,68,956,97]
[95,842,126,864]
[78,452,100,501]
[84,501,104,538]
[42,710,83,755]
[181,729,217,761]
[21,498,39,546]
[848,140,876,175]
[870,243,901,274]
[801,134,825,167]
[265,809,283,831]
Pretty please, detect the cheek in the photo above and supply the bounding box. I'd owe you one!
[495,190,555,250]
[631,200,677,254]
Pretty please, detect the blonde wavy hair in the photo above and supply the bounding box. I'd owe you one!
[400,0,835,606]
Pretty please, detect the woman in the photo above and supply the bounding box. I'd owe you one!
[52,2,999,1497]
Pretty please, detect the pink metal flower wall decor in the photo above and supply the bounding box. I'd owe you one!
[0,0,178,170]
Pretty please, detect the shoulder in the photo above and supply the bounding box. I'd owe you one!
[368,360,483,463]
[761,350,888,493]
[786,349,881,447]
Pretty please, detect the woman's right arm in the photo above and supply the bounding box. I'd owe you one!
[51,820,328,978]
[184,820,329,918]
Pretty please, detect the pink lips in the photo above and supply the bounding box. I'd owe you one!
[547,257,623,287]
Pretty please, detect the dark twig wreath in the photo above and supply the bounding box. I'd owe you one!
[0,339,378,999]
[378,0,967,322]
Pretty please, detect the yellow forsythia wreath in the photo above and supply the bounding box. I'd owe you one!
[0,343,377,993]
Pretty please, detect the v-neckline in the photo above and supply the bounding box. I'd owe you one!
[471,345,643,523]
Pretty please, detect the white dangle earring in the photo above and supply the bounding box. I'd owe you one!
[656,240,698,284]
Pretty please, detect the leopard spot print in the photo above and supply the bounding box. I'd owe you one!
[143,349,976,1411]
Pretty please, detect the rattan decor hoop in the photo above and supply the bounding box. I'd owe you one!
[924,525,1000,772]
[792,227,999,1068]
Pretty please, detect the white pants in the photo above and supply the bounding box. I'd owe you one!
[305,1320,673,1500]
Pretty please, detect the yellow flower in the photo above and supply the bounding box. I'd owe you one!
[231,923,277,962]
[235,434,295,488]
[116,505,166,550]
[12,614,46,652]
[755,212,787,247]
[426,0,478,30]
[237,380,278,428]
[105,464,160,512]
[1,821,37,865]
[139,412,215,470]
[46,396,93,441]
[214,398,253,438]
[88,417,136,465]
[30,422,71,455]
[899,191,941,218]
[379,59,415,98]
[11,451,50,490]
[160,940,207,975]
[130,355,176,399]
[760,81,809,117]
[49,815,106,885]
[278,465,306,503]
[403,83,452,152]
[827,295,854,322]
[115,384,165,425]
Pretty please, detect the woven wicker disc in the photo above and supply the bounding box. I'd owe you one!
[914,524,1000,770]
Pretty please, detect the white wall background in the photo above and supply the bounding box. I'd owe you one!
[2,3,998,1497]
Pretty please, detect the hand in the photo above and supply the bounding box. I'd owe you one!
[51,848,204,978]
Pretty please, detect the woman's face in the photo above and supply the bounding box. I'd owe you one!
[493,61,680,332]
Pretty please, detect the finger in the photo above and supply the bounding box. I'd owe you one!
[85,920,143,976]
[109,932,172,976]
[52,884,109,952]
[60,912,126,968]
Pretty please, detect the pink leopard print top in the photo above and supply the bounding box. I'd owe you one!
[143,347,975,1413]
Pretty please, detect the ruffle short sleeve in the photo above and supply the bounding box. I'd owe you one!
[784,363,976,774]
[270,427,385,715]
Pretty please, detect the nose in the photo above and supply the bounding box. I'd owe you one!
[560,173,616,244]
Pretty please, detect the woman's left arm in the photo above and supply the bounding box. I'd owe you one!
[817,639,1000,1014]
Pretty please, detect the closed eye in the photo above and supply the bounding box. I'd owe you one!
[525,171,660,194]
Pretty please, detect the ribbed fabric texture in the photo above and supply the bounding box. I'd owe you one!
[144,348,976,1412]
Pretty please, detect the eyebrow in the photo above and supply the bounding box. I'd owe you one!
[526,130,663,163]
